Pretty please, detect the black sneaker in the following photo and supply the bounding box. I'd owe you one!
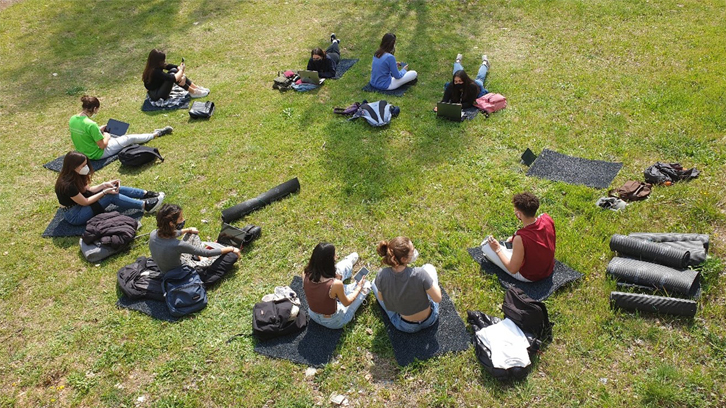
[330,33,336,43]
[144,192,166,213]
[154,126,173,137]
[142,190,160,199]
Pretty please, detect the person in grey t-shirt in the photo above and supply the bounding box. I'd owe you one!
[372,236,442,333]
[149,204,239,277]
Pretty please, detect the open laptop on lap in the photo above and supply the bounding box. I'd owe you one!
[106,118,130,136]
[298,70,325,85]
[436,102,464,122]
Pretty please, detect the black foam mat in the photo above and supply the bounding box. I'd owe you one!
[606,257,700,297]
[467,246,583,301]
[333,59,359,79]
[116,296,178,322]
[42,207,143,238]
[375,288,470,367]
[526,149,622,189]
[362,81,415,97]
[43,154,118,173]
[253,276,344,368]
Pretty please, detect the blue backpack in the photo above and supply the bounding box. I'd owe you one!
[162,265,208,317]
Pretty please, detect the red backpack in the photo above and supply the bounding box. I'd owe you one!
[475,93,507,115]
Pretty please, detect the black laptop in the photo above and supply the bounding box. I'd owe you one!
[436,102,464,122]
[106,118,130,136]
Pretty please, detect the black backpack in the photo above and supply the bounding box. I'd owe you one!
[117,256,165,301]
[189,101,215,119]
[162,265,208,317]
[502,287,553,341]
[118,144,164,167]
[252,298,307,340]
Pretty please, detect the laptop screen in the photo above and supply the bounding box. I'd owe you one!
[106,118,130,136]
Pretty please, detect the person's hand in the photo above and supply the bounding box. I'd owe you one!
[185,227,199,235]
[402,64,409,70]
[506,236,514,243]
[102,181,113,189]
[433,106,438,112]
[396,61,401,67]
[100,125,107,132]
[103,187,119,195]
[232,247,240,255]
[487,235,501,253]
[358,275,367,287]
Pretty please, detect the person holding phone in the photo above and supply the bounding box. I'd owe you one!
[54,151,165,225]
[149,204,239,276]
[306,33,341,79]
[70,96,173,159]
[481,192,556,282]
[302,243,370,329]
[142,49,209,101]
[372,237,442,333]
[369,33,418,91]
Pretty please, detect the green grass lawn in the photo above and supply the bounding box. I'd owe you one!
[1,0,725,406]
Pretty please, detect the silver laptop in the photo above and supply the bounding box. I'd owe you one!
[298,70,325,85]
[436,102,464,122]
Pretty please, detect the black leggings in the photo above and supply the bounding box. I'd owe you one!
[147,68,193,101]
[325,43,341,64]
[196,252,238,286]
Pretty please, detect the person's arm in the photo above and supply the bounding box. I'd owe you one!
[461,84,478,109]
[177,240,234,258]
[490,235,525,274]
[319,58,337,78]
[69,186,116,206]
[306,58,315,71]
[426,283,442,304]
[441,83,453,103]
[331,276,366,307]
[388,55,405,79]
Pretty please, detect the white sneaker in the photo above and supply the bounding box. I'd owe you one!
[482,54,489,68]
[190,88,209,98]
[455,53,463,63]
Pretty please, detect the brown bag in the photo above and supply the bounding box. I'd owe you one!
[610,180,652,201]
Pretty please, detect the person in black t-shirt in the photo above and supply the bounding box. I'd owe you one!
[54,151,165,225]
[306,33,341,79]
[142,49,209,101]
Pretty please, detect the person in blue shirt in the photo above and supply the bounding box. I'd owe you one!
[369,33,418,91]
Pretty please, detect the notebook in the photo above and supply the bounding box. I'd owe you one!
[436,102,464,122]
[106,118,130,136]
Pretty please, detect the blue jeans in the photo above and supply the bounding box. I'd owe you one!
[372,264,440,333]
[63,186,145,225]
[307,253,369,330]
[453,62,488,98]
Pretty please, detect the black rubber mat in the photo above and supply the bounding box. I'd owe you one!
[606,257,699,296]
[43,154,118,173]
[628,233,709,265]
[467,247,583,301]
[610,234,690,269]
[253,276,344,368]
[221,178,300,223]
[116,296,178,322]
[610,291,697,317]
[526,149,622,189]
[362,81,415,97]
[42,207,143,238]
[333,59,359,79]
[375,288,470,367]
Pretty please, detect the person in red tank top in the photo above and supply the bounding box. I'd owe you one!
[481,192,556,282]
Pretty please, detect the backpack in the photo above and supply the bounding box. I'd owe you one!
[272,70,299,91]
[475,93,507,115]
[117,256,165,301]
[118,144,164,167]
[333,102,362,115]
[162,265,208,317]
[502,287,552,341]
[610,180,652,202]
[189,101,215,119]
[252,298,307,340]
[349,100,399,127]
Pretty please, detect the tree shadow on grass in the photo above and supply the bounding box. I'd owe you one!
[2,0,237,113]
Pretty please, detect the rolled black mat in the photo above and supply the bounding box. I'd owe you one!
[610,291,697,317]
[606,257,699,296]
[629,232,709,253]
[609,234,690,269]
[221,178,300,223]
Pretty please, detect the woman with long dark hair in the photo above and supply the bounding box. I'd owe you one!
[54,151,165,225]
[142,49,209,101]
[70,96,172,159]
[302,243,369,329]
[149,204,239,276]
[372,236,441,333]
[369,33,417,90]
[306,33,341,78]
[440,54,490,108]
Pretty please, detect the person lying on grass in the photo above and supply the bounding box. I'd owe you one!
[481,192,556,282]
[149,204,239,276]
[436,54,490,111]
[306,33,342,79]
[372,237,442,333]
[54,151,165,226]
[69,96,173,160]
[302,242,370,329]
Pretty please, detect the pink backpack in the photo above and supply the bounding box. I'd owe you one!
[475,93,507,114]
